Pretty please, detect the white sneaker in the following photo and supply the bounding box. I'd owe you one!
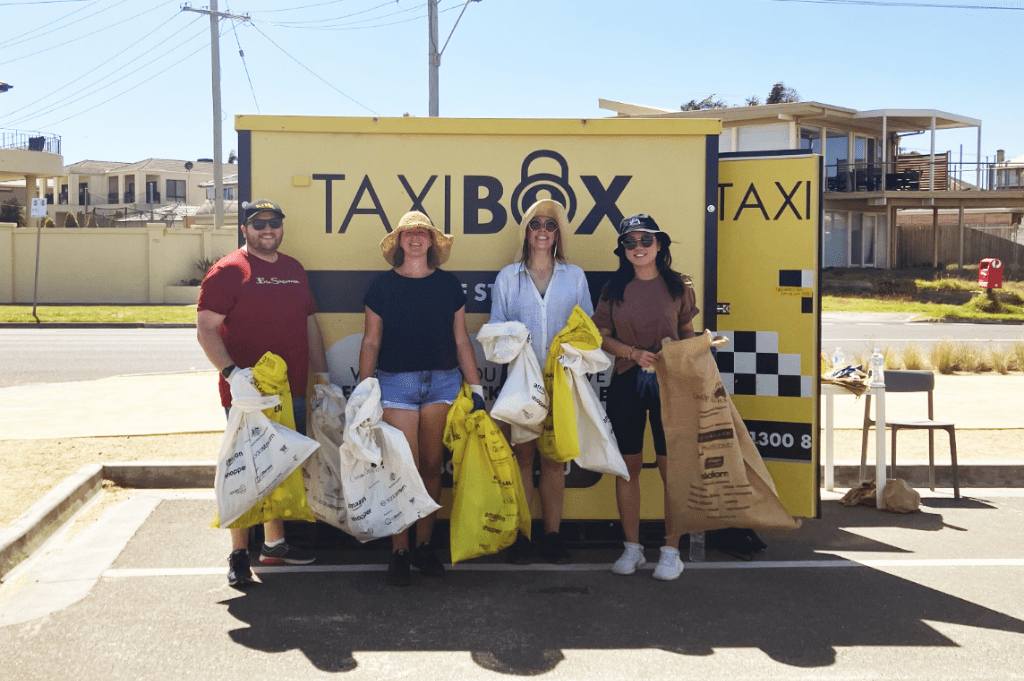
[612,542,646,575]
[653,546,684,581]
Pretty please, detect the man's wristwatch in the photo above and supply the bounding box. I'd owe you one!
[221,364,236,379]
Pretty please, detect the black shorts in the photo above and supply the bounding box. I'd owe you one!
[605,365,666,457]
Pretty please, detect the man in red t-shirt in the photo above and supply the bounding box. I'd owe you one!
[197,198,328,587]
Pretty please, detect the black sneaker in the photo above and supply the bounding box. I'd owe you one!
[538,532,571,565]
[227,549,253,586]
[387,549,412,586]
[259,542,316,565]
[411,541,446,577]
[507,533,533,565]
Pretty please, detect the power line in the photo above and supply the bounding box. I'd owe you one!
[251,0,463,30]
[2,17,209,128]
[250,23,378,114]
[0,0,131,52]
[231,18,260,114]
[1,1,174,65]
[0,0,92,5]
[770,0,1024,9]
[1,12,201,119]
[36,32,213,129]
[0,0,103,49]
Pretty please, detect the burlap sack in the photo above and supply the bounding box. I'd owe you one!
[657,331,800,536]
[841,479,920,513]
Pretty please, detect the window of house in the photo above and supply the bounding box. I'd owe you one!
[78,182,89,206]
[800,126,821,154]
[166,179,186,202]
[825,131,848,178]
[108,177,119,204]
[224,187,235,200]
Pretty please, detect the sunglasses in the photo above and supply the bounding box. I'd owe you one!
[622,234,656,250]
[528,219,558,232]
[248,218,283,230]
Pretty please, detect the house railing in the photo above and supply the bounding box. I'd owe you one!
[0,129,62,154]
[825,155,1018,193]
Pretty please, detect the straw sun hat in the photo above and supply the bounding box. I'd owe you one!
[379,211,454,266]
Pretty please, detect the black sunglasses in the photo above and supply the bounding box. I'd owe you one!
[528,219,558,232]
[248,218,283,230]
[622,234,656,250]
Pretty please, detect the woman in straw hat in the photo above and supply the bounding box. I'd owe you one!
[488,198,594,565]
[592,213,698,582]
[359,211,484,587]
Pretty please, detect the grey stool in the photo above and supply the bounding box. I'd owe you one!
[860,370,960,499]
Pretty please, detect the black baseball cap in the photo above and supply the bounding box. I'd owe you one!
[241,198,285,223]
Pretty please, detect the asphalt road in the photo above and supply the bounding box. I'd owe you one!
[0,327,210,387]
[823,312,1023,361]
[0,317,1021,387]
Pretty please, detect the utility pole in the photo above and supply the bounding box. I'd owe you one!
[428,0,439,117]
[182,4,250,229]
[427,0,480,117]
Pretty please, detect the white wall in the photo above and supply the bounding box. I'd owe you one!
[0,224,237,304]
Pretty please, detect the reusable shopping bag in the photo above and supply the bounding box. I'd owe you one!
[444,382,531,563]
[212,352,320,529]
[304,378,440,541]
[476,321,548,445]
[537,306,606,464]
[559,343,629,480]
[656,331,800,536]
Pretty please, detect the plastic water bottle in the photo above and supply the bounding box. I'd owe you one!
[870,348,885,387]
[831,347,845,370]
[689,531,705,562]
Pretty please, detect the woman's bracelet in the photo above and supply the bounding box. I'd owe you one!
[627,346,635,360]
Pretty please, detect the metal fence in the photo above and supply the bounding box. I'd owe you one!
[0,129,62,155]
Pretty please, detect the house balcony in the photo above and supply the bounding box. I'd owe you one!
[0,129,64,183]
[825,157,1024,211]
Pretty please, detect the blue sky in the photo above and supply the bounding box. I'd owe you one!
[1,0,1020,165]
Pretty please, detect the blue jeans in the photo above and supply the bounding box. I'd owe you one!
[376,367,462,411]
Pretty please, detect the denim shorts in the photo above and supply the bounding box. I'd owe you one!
[376,367,462,411]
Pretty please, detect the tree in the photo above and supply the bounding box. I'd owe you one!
[766,82,800,104]
[227,149,238,164]
[680,94,729,111]
[745,95,761,106]
[1,197,25,227]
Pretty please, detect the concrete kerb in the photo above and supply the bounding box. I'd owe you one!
[0,463,103,580]
[3,460,1023,583]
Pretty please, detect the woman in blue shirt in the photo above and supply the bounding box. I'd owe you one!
[489,199,594,564]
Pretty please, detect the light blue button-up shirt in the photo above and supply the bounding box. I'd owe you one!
[488,261,594,367]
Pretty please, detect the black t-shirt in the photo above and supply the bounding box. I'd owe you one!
[363,268,467,373]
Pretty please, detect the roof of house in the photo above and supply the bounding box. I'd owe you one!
[64,159,237,175]
[597,99,980,135]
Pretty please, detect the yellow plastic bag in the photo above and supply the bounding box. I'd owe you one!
[211,352,317,529]
[537,305,604,463]
[444,383,531,563]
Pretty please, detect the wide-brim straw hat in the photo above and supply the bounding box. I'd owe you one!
[379,211,453,266]
[520,198,569,234]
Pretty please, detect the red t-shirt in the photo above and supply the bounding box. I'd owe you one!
[198,248,317,407]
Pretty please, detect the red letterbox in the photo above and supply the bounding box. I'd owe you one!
[978,258,1003,289]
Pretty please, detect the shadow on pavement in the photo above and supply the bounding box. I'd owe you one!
[220,562,1024,675]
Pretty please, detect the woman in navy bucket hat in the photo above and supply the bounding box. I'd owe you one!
[591,213,699,581]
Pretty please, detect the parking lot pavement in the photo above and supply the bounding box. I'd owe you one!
[2,488,1023,680]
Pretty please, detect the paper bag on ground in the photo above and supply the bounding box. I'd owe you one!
[444,382,531,563]
[657,331,800,536]
[212,352,320,529]
[307,378,440,542]
[476,321,548,445]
